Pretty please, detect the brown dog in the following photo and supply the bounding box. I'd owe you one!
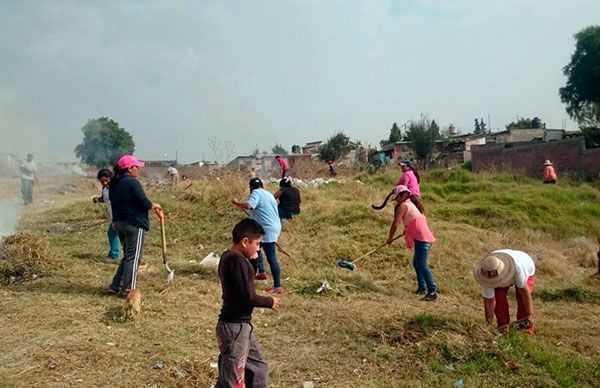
[123,289,142,321]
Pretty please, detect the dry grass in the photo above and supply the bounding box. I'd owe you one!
[0,233,61,283]
[1,173,600,387]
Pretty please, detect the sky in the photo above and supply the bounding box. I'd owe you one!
[1,0,598,163]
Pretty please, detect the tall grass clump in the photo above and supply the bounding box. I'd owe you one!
[0,233,59,283]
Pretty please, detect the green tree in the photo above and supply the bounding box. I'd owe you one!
[506,117,533,130]
[559,25,600,121]
[531,117,543,129]
[271,144,288,156]
[318,132,351,162]
[74,117,135,168]
[474,118,481,134]
[579,103,600,148]
[404,116,440,169]
[388,122,403,143]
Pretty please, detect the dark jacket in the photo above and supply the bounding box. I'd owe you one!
[218,249,273,322]
[277,186,301,214]
[109,175,153,230]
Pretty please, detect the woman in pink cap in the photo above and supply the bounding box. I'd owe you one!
[108,155,161,298]
[396,160,420,198]
[386,184,437,301]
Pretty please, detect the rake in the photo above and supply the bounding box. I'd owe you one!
[156,209,175,285]
[337,233,404,271]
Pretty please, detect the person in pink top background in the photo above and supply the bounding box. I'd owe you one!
[275,155,289,178]
[386,184,437,301]
[396,160,421,198]
[543,160,557,184]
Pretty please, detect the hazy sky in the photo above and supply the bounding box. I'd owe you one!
[1,0,598,163]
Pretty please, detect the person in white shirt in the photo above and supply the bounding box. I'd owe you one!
[20,153,38,205]
[167,165,179,188]
[473,249,536,334]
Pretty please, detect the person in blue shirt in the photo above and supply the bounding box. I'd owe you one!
[232,178,284,293]
[108,155,161,298]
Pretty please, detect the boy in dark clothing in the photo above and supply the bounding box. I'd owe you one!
[216,218,282,388]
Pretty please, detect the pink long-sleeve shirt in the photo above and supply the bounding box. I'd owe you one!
[396,170,420,197]
[543,165,556,182]
[277,158,289,170]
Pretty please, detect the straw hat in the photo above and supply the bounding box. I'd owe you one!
[543,160,553,166]
[473,252,516,288]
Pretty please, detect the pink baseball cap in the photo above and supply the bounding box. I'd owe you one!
[391,184,410,199]
[117,155,145,169]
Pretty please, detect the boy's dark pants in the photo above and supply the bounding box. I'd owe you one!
[110,222,145,294]
[216,321,268,388]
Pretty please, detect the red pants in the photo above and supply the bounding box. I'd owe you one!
[494,275,535,334]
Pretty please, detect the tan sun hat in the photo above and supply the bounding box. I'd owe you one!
[473,252,515,288]
[543,160,553,166]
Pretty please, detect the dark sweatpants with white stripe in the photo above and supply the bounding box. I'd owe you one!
[110,222,145,294]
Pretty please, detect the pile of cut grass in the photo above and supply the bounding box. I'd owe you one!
[0,233,60,283]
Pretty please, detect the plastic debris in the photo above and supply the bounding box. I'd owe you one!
[48,362,57,370]
[173,368,187,378]
[199,252,220,270]
[153,361,165,370]
[453,378,464,388]
[209,362,218,369]
[316,280,332,293]
[302,382,314,388]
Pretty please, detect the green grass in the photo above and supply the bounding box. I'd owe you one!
[538,286,600,303]
[361,168,600,238]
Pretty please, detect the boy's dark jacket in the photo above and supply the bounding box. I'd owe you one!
[218,249,273,322]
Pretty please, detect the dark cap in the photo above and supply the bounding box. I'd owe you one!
[398,160,413,167]
[249,178,263,189]
[279,177,291,187]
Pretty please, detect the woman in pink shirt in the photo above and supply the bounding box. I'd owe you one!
[543,160,556,184]
[396,160,421,198]
[275,155,289,178]
[387,184,437,301]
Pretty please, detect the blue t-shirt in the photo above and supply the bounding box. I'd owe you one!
[246,188,281,243]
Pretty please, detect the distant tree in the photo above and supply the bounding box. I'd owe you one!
[291,144,301,154]
[318,132,351,162]
[531,117,542,129]
[474,118,481,134]
[208,137,236,163]
[479,117,487,133]
[271,144,288,156]
[404,115,440,169]
[559,25,600,121]
[506,117,533,130]
[74,117,134,168]
[389,122,403,143]
[579,103,600,148]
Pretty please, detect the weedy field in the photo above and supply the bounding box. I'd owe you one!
[1,168,600,387]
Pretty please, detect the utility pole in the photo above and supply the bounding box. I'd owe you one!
[175,150,178,165]
[488,113,491,133]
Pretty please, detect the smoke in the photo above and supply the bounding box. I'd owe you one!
[0,198,21,238]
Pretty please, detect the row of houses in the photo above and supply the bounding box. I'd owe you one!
[379,127,581,167]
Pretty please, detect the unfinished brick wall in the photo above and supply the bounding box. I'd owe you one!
[471,137,593,178]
